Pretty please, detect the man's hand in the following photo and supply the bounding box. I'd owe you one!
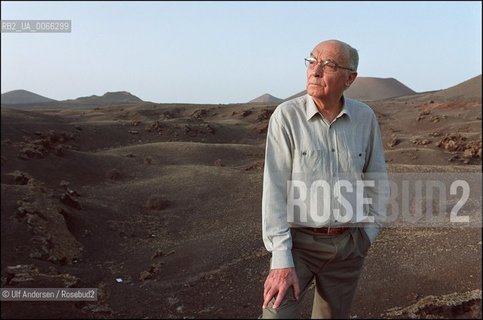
[262,267,300,309]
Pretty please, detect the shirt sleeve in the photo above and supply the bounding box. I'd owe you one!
[262,111,295,269]
[363,112,390,243]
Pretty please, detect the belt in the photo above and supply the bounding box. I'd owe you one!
[303,227,350,235]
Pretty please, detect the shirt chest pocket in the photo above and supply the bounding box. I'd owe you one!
[347,150,366,173]
[293,149,324,173]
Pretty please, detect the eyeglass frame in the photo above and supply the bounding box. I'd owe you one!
[304,56,355,73]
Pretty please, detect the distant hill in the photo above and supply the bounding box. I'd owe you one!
[391,74,482,103]
[2,90,145,109]
[284,77,416,102]
[249,93,283,104]
[345,77,415,101]
[1,89,57,105]
[427,74,481,101]
[67,91,143,105]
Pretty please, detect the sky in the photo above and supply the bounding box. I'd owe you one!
[1,1,482,104]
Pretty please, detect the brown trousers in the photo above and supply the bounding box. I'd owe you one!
[262,227,371,319]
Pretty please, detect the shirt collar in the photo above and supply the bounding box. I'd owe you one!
[306,94,352,121]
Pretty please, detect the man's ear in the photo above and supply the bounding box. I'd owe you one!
[346,72,358,87]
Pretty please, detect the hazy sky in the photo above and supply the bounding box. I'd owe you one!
[1,1,481,104]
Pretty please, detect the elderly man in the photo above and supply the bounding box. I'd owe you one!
[261,39,389,318]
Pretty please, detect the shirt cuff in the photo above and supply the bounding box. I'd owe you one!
[271,250,294,269]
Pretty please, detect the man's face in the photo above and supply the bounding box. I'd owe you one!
[306,41,357,100]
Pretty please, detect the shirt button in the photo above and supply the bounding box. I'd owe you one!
[331,148,335,152]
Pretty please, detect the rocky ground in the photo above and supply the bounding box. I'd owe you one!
[1,92,481,318]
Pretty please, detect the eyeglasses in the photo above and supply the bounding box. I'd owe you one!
[304,57,354,73]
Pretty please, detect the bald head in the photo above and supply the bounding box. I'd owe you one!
[313,40,359,71]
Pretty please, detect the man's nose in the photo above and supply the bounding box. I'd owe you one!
[313,65,324,77]
[312,62,325,77]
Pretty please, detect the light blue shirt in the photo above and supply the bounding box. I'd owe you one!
[262,94,389,269]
